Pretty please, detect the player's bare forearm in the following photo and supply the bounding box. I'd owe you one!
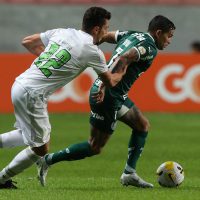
[111,56,128,74]
[93,59,127,100]
[98,31,117,45]
[98,48,139,88]
[112,48,139,74]
[26,45,44,56]
[22,34,45,56]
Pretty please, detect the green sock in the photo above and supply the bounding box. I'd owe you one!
[124,130,148,174]
[45,141,95,165]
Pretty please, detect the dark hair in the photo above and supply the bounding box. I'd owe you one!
[191,41,200,52]
[148,15,176,33]
[82,7,111,33]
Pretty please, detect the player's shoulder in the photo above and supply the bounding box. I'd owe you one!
[131,32,157,61]
[138,32,157,51]
[48,28,80,35]
[42,28,71,39]
[80,41,105,64]
[116,30,136,41]
[86,44,105,59]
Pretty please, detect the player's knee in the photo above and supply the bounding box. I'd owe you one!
[137,118,150,132]
[144,118,150,131]
[32,144,49,156]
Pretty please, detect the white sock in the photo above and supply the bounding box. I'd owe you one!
[0,147,41,183]
[0,130,25,148]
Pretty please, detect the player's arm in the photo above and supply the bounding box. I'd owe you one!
[98,56,128,87]
[92,57,128,102]
[112,47,139,72]
[22,33,45,56]
[99,31,117,44]
[93,48,139,102]
[99,47,139,87]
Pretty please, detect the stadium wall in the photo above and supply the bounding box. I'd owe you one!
[0,4,200,53]
[0,53,199,113]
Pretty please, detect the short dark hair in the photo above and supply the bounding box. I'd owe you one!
[82,7,111,32]
[191,41,200,52]
[148,15,176,33]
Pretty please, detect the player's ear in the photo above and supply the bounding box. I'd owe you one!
[155,29,162,38]
[92,26,100,35]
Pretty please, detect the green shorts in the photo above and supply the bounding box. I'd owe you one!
[89,97,134,134]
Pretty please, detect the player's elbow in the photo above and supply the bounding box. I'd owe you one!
[21,37,30,48]
[21,39,26,47]
[99,72,120,88]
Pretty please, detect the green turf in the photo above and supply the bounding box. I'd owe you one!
[0,113,200,200]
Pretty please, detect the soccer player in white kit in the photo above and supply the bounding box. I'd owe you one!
[0,7,127,189]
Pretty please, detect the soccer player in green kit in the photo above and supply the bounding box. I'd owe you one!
[38,15,176,188]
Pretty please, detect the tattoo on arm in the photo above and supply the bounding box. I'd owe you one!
[111,58,126,73]
[125,48,139,65]
[111,48,139,73]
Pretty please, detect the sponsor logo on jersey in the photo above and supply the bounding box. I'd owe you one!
[91,111,104,120]
[122,94,128,100]
[140,55,154,61]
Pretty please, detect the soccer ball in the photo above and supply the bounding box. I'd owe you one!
[156,161,184,187]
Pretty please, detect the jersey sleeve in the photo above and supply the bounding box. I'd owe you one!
[40,29,58,47]
[134,42,157,63]
[87,49,108,75]
[115,30,135,42]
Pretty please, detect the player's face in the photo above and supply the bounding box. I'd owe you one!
[156,29,174,50]
[96,19,109,44]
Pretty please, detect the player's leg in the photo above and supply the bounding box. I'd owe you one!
[0,144,48,187]
[0,82,50,189]
[43,103,115,164]
[37,125,112,186]
[37,103,115,186]
[43,125,111,165]
[119,104,150,173]
[118,99,153,188]
[0,129,25,148]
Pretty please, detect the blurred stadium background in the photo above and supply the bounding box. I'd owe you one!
[0,1,200,199]
[0,0,200,113]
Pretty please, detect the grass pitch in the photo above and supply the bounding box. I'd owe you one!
[0,113,200,200]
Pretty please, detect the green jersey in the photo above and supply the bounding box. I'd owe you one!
[90,30,158,109]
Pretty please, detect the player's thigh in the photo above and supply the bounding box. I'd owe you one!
[11,82,51,147]
[90,103,118,134]
[89,103,117,150]
[118,98,149,131]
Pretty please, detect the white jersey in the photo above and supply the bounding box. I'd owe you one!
[16,28,108,98]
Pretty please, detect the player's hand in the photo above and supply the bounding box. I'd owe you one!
[92,83,105,104]
[92,89,105,103]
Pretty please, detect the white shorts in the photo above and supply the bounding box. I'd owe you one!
[11,81,51,147]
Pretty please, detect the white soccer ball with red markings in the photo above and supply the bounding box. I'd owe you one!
[156,161,184,187]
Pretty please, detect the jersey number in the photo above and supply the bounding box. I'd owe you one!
[132,33,145,41]
[34,43,71,78]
